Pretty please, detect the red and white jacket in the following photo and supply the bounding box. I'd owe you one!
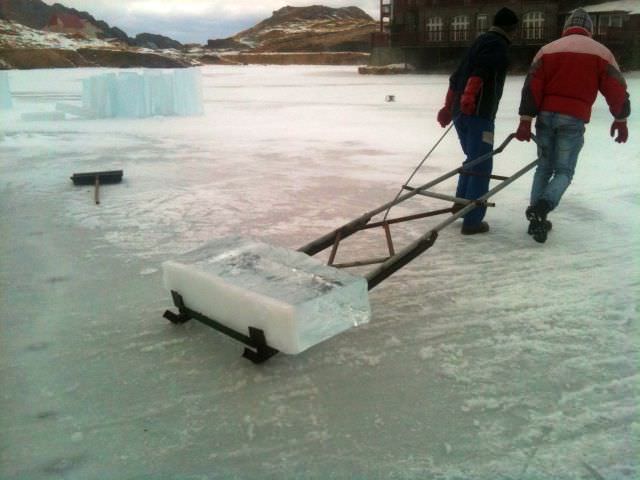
[519,27,630,123]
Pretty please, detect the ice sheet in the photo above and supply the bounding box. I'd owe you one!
[1,65,638,479]
[162,236,371,354]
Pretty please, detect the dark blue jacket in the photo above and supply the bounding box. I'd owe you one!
[450,28,511,121]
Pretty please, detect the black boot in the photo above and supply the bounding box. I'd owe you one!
[461,221,490,235]
[526,200,551,243]
[526,208,552,235]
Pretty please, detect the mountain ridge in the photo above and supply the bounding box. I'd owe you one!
[0,0,131,43]
[208,5,377,53]
[0,2,377,69]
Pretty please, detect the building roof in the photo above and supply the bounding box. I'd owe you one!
[580,1,640,15]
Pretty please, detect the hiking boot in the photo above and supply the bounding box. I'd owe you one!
[526,200,551,244]
[527,219,552,235]
[461,221,490,235]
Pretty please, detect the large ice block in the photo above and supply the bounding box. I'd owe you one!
[162,237,371,355]
[80,68,203,119]
[0,71,12,110]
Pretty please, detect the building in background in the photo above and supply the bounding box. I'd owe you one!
[45,12,102,38]
[371,0,640,71]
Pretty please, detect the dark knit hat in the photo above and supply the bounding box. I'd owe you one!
[493,8,519,30]
[564,8,594,35]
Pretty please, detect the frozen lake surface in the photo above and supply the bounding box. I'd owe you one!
[1,65,638,479]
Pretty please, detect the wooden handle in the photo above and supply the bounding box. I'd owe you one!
[94,176,100,205]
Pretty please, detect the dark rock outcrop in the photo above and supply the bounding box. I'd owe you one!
[135,33,182,50]
[206,38,246,51]
[76,48,190,68]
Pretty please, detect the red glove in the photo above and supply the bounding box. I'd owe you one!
[460,76,483,115]
[515,118,532,142]
[610,120,628,143]
[437,88,454,128]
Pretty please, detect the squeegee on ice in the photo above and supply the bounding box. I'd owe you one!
[163,133,539,363]
[71,170,123,205]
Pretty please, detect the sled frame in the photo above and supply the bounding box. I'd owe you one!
[298,134,539,289]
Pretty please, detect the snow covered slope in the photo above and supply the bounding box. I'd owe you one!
[0,19,112,50]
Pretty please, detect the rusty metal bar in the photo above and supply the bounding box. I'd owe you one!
[366,231,439,289]
[332,257,390,269]
[401,186,496,208]
[327,230,342,266]
[364,208,453,229]
[383,222,395,256]
[459,169,509,181]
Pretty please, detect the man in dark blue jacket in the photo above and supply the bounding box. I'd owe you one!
[437,8,519,235]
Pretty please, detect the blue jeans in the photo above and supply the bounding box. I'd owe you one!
[531,111,585,210]
[454,115,494,226]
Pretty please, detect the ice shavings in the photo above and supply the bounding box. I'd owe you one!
[162,236,371,354]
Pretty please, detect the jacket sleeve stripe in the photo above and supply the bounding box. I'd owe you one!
[601,63,631,120]
[519,59,543,117]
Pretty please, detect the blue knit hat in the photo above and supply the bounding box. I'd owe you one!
[564,8,594,35]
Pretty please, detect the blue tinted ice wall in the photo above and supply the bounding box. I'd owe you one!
[0,71,12,110]
[81,68,203,119]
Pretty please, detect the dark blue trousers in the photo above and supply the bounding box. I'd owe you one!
[454,115,495,227]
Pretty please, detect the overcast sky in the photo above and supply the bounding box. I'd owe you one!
[42,1,380,44]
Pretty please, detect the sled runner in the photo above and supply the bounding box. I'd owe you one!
[163,133,539,363]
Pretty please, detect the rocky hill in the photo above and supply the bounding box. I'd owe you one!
[0,19,191,69]
[207,5,377,53]
[0,0,183,48]
[0,0,131,43]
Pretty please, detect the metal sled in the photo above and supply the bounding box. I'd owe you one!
[299,133,537,289]
[164,133,539,363]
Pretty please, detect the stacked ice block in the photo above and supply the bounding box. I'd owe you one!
[0,71,12,110]
[81,68,203,119]
[162,237,371,355]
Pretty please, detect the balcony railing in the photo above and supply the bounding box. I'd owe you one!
[373,25,636,48]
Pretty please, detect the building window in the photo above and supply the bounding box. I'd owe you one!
[426,16,443,41]
[523,11,545,40]
[451,15,469,41]
[598,15,623,36]
[477,14,489,34]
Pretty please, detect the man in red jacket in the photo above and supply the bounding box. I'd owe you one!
[515,8,630,243]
